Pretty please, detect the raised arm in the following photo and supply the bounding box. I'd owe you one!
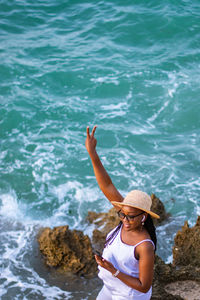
[85,126,123,204]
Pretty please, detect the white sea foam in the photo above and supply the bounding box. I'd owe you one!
[49,180,104,229]
[147,99,170,123]
[101,102,129,111]
[126,88,133,100]
[99,101,130,119]
[51,180,101,205]
[0,218,72,299]
[197,206,200,216]
[0,192,21,219]
[91,76,119,85]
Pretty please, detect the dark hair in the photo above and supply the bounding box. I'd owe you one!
[144,214,157,251]
[104,214,157,251]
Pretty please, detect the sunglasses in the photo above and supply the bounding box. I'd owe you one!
[117,210,143,222]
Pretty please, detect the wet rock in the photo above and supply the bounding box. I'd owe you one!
[152,255,177,299]
[151,193,169,225]
[172,216,200,267]
[37,197,200,299]
[37,225,97,276]
[152,254,200,299]
[164,280,200,300]
[152,217,200,300]
[154,254,200,285]
[87,207,119,252]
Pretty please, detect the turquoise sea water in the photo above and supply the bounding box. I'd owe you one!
[1,0,200,299]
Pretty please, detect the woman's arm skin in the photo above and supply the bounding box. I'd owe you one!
[95,242,154,293]
[85,126,123,204]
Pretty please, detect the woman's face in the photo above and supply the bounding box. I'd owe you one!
[119,206,146,231]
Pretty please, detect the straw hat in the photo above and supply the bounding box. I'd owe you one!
[111,190,160,219]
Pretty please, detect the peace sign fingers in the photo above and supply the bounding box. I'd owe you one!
[91,125,97,137]
[86,126,90,137]
[85,125,98,155]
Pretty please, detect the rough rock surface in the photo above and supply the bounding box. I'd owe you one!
[173,216,200,267]
[152,255,200,299]
[37,225,97,276]
[150,193,169,225]
[87,207,119,252]
[87,193,168,251]
[152,217,200,300]
[165,280,200,300]
[37,197,200,300]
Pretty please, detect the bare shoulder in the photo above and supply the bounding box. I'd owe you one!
[135,240,155,260]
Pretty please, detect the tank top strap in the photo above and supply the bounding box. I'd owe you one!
[134,239,155,249]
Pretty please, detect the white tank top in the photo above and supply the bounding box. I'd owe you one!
[98,225,154,300]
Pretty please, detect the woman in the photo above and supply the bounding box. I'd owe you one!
[85,126,160,300]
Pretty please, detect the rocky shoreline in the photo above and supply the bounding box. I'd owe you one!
[37,195,200,299]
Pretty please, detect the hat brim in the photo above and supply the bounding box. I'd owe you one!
[111,201,160,219]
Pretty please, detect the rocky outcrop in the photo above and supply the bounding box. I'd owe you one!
[172,216,200,267]
[37,225,97,276]
[87,207,119,252]
[164,280,200,300]
[37,196,200,300]
[152,217,200,300]
[152,254,200,299]
[152,255,181,299]
[152,256,200,300]
[150,193,169,225]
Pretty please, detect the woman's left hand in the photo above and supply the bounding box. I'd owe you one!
[95,255,116,274]
[85,126,97,156]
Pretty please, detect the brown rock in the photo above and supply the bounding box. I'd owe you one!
[152,217,200,300]
[173,216,200,267]
[153,255,200,299]
[165,280,200,300]
[87,208,119,231]
[151,193,169,225]
[87,207,119,252]
[36,212,200,299]
[152,255,183,299]
[37,225,97,276]
[154,255,200,285]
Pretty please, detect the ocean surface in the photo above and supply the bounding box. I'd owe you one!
[0,0,200,299]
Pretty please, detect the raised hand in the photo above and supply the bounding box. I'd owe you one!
[85,125,98,156]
